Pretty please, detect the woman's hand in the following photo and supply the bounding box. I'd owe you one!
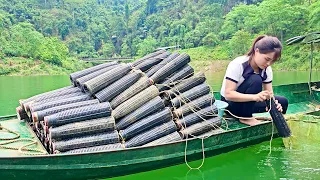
[265,99,283,112]
[275,99,283,112]
[253,91,270,102]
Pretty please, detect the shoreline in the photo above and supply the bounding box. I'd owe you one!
[1,60,315,76]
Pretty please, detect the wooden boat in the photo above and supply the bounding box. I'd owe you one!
[1,82,320,180]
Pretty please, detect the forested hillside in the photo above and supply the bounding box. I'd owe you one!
[0,0,319,75]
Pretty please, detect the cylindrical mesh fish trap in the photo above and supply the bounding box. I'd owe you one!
[116,96,165,130]
[132,49,166,66]
[64,143,124,154]
[174,94,215,117]
[165,72,206,99]
[146,52,180,77]
[30,94,91,114]
[119,108,173,141]
[75,64,120,91]
[95,71,142,102]
[110,76,152,109]
[150,53,190,83]
[176,105,218,129]
[124,121,177,148]
[19,86,74,108]
[160,64,194,84]
[52,130,119,152]
[39,121,46,136]
[70,61,118,86]
[49,116,115,140]
[34,122,42,136]
[23,88,83,112]
[83,64,131,95]
[45,102,112,127]
[158,64,194,92]
[43,122,49,136]
[134,51,171,72]
[44,137,50,151]
[266,98,291,137]
[33,99,100,122]
[180,117,221,138]
[170,83,210,108]
[112,85,159,120]
[144,131,182,146]
[25,92,86,118]
[16,106,28,121]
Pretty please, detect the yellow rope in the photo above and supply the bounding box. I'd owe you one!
[0,124,20,140]
[156,73,276,169]
[164,84,226,131]
[268,119,274,156]
[159,81,220,127]
[0,123,47,155]
[217,97,275,155]
[160,77,219,170]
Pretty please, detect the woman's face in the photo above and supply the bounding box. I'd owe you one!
[254,48,276,69]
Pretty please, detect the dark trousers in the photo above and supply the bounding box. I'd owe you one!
[221,74,288,117]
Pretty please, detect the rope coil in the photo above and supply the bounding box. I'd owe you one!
[0,123,48,155]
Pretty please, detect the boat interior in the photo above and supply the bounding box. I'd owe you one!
[1,81,320,157]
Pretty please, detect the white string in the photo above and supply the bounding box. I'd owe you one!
[161,75,210,170]
[156,73,276,169]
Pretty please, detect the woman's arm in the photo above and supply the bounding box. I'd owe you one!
[263,82,283,112]
[224,80,269,102]
[263,83,273,97]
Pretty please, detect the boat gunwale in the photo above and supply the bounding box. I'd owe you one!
[0,114,16,120]
[0,115,273,159]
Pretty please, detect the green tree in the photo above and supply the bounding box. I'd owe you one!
[101,42,115,57]
[37,37,69,65]
[2,22,43,58]
[308,1,320,31]
[256,0,307,41]
[202,32,220,46]
[146,0,157,15]
[137,36,157,56]
[220,4,258,39]
[228,30,252,57]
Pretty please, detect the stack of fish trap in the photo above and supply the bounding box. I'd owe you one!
[17,49,222,154]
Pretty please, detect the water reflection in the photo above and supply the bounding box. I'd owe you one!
[282,118,320,179]
[111,139,288,180]
[184,169,204,180]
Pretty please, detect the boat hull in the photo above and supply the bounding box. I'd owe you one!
[0,121,274,180]
[2,81,320,179]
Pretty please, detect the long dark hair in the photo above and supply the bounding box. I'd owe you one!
[247,35,282,61]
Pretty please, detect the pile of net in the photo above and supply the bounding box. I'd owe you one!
[17,49,222,154]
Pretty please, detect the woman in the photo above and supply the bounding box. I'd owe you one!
[220,35,288,126]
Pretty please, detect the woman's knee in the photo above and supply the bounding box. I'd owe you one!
[239,74,262,94]
[247,74,263,86]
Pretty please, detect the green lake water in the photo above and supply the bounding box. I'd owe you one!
[0,71,320,179]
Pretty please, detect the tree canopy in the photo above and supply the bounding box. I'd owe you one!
[0,0,319,73]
